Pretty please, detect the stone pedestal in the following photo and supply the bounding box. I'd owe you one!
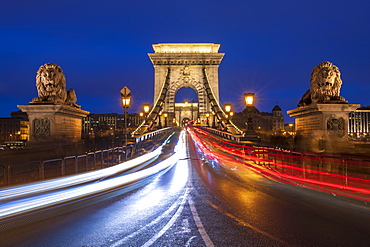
[17,104,89,143]
[287,103,360,153]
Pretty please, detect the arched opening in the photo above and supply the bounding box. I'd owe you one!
[175,87,198,103]
[173,87,199,125]
[182,117,191,127]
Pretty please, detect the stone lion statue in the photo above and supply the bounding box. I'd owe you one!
[298,61,347,107]
[31,63,80,108]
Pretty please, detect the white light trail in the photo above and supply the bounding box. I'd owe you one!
[0,147,162,201]
[0,131,187,220]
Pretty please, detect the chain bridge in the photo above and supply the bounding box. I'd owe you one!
[132,43,243,137]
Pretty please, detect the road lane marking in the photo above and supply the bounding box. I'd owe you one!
[186,131,290,246]
[187,195,215,247]
[140,187,190,247]
[203,198,290,246]
[110,187,188,247]
[186,131,215,247]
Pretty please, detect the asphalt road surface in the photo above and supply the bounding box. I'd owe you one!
[1,130,370,246]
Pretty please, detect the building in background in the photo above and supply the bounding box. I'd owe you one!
[0,111,29,146]
[233,104,285,134]
[348,106,370,141]
[82,113,142,138]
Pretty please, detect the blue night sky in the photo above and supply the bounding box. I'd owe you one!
[0,0,369,122]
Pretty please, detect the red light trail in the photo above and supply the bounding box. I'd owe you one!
[187,127,370,202]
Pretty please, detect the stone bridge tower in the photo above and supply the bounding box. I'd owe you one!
[148,43,224,122]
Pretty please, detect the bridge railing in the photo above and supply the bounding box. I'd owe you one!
[190,126,370,200]
[0,145,133,187]
[196,126,370,187]
[252,147,370,190]
[0,127,176,187]
[199,126,244,143]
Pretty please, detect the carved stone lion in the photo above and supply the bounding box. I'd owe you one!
[298,61,347,107]
[31,63,80,107]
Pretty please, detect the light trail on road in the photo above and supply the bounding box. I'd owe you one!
[0,132,182,220]
[188,126,370,202]
[0,148,161,201]
[1,128,370,246]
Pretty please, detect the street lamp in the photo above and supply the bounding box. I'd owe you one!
[158,111,162,128]
[142,104,150,124]
[244,93,254,106]
[143,104,150,115]
[224,104,232,114]
[224,104,232,123]
[212,111,216,128]
[244,92,257,140]
[163,112,168,127]
[288,123,294,135]
[205,113,210,127]
[120,86,132,150]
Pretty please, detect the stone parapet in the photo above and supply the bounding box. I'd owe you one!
[287,103,360,153]
[17,104,89,143]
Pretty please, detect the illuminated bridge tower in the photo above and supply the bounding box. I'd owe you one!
[133,43,243,135]
[149,43,223,123]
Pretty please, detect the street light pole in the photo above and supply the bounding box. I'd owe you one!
[206,113,210,127]
[212,111,216,128]
[120,86,132,158]
[244,93,258,141]
[158,111,162,128]
[224,104,232,124]
[143,104,150,123]
[163,112,168,127]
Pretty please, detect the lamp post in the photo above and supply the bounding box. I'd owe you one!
[224,104,232,124]
[212,111,216,128]
[143,104,150,123]
[120,86,132,149]
[205,113,210,127]
[158,111,162,128]
[143,104,150,116]
[163,112,168,127]
[244,93,257,140]
[288,123,294,135]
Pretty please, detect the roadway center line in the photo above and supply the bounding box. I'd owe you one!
[109,188,188,247]
[140,187,190,247]
[187,195,214,247]
[186,132,215,247]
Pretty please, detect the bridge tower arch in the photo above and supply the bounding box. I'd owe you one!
[133,43,243,135]
[149,43,223,120]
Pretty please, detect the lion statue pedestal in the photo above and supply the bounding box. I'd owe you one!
[17,104,89,143]
[288,103,359,153]
[18,63,89,143]
[288,61,360,153]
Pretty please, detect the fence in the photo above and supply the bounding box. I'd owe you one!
[195,126,370,195]
[0,127,176,187]
[0,146,132,187]
[249,146,370,191]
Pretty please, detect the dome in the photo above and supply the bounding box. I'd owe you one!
[272,105,282,112]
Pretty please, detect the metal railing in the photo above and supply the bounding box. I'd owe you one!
[202,127,244,143]
[0,127,175,187]
[0,145,133,187]
[250,146,370,190]
[194,126,370,196]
